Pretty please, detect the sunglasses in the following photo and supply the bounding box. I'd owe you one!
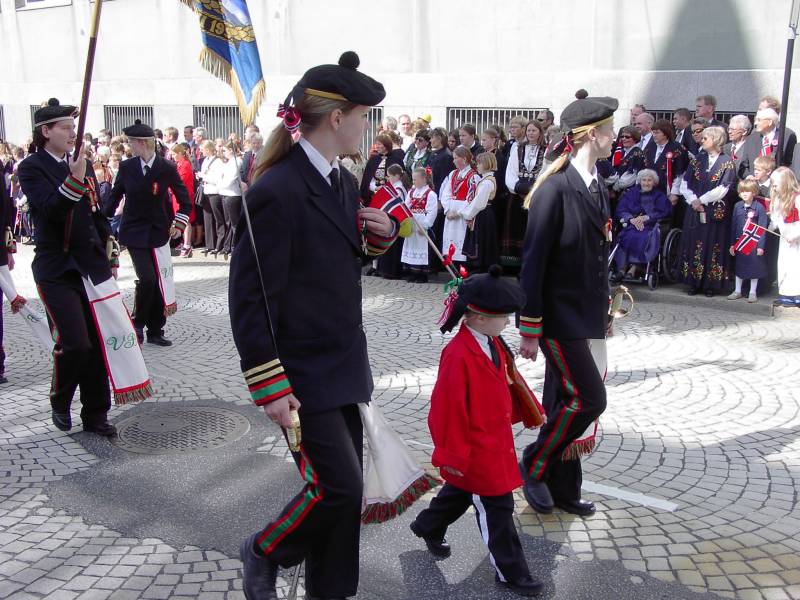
[536,118,545,122]
[692,129,704,134]
[619,134,632,139]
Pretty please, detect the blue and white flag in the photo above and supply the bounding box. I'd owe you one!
[179,0,265,125]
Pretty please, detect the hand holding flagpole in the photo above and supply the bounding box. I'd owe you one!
[73,0,103,161]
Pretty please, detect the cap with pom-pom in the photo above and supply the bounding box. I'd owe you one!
[122,119,155,139]
[33,98,79,128]
[289,50,385,107]
[439,265,526,333]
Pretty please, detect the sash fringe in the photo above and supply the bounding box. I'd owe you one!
[114,381,154,405]
[360,473,441,525]
[561,437,596,461]
[164,303,177,317]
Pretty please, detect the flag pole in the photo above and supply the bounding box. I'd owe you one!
[776,0,800,167]
[413,218,459,280]
[73,0,104,161]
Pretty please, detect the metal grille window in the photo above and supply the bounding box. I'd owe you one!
[360,106,384,155]
[193,105,243,141]
[104,105,154,136]
[446,107,548,135]
[0,106,5,142]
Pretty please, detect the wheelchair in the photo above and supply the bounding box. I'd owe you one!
[609,220,682,290]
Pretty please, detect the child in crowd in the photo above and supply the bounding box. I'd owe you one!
[440,146,480,269]
[769,167,800,307]
[750,155,776,201]
[728,180,768,302]
[410,266,543,597]
[401,167,438,283]
[375,164,408,279]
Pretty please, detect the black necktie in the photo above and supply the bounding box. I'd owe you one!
[330,167,344,206]
[488,337,501,369]
[589,179,602,206]
[144,165,151,177]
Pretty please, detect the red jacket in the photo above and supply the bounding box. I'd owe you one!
[428,324,523,496]
[174,158,195,221]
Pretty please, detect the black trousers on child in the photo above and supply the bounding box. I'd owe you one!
[37,272,111,421]
[128,246,166,336]
[413,483,531,583]
[254,404,363,599]
[521,338,607,502]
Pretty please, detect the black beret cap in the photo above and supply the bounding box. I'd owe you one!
[440,265,526,333]
[123,119,155,139]
[33,98,79,128]
[560,96,619,132]
[292,51,385,107]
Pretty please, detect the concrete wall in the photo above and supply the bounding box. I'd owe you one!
[1,0,799,143]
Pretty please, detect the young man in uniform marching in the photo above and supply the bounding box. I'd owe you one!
[517,97,618,517]
[229,52,397,600]
[104,120,192,347]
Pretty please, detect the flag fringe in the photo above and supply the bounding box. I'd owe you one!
[114,381,154,405]
[360,473,441,525]
[177,0,195,10]
[561,437,596,461]
[198,47,264,126]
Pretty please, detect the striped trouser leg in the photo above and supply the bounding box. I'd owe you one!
[472,493,531,583]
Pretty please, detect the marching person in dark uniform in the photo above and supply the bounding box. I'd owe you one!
[104,120,192,346]
[0,171,15,384]
[230,52,397,600]
[17,99,117,435]
[517,97,617,517]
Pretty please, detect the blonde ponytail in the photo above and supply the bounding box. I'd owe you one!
[253,94,357,182]
[523,153,569,209]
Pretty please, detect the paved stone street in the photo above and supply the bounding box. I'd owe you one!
[1,245,799,600]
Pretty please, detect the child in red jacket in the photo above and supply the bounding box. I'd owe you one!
[410,265,542,597]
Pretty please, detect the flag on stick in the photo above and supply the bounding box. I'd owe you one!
[733,218,766,255]
[179,0,265,125]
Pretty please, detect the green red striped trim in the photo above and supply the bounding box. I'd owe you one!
[59,175,87,202]
[258,450,323,554]
[519,316,543,338]
[529,339,581,479]
[243,360,293,405]
[364,229,397,256]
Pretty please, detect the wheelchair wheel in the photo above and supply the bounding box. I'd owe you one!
[661,228,682,284]
[647,271,659,290]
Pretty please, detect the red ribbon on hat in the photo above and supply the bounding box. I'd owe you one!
[277,104,302,134]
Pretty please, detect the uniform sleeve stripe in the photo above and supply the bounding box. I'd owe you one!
[520,316,543,324]
[59,175,87,202]
[243,359,281,379]
[251,377,292,402]
[246,365,285,386]
[174,213,190,224]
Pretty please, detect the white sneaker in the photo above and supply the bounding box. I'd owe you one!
[727,292,742,300]
[747,295,758,303]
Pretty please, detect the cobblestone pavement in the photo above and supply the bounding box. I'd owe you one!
[1,245,799,600]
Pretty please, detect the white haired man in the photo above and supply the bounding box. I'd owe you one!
[739,107,797,177]
[634,112,655,151]
[724,114,752,174]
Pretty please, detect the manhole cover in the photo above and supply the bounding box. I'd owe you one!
[114,407,251,454]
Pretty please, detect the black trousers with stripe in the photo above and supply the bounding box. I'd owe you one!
[37,272,111,421]
[521,338,607,501]
[128,246,166,335]
[413,483,531,583]
[255,404,363,598]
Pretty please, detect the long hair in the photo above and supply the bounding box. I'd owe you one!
[253,94,357,181]
[524,132,593,209]
[770,166,800,218]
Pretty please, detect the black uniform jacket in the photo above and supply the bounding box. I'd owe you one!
[737,128,797,178]
[643,140,688,194]
[229,144,397,415]
[104,155,191,249]
[18,150,111,284]
[520,162,610,340]
[0,180,11,267]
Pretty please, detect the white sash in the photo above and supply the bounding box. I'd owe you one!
[152,242,177,316]
[0,265,54,352]
[359,403,440,523]
[82,275,154,404]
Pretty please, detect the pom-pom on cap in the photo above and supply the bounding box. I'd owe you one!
[33,98,79,128]
[488,264,503,279]
[338,51,360,70]
[291,50,386,107]
[123,119,155,139]
[458,265,526,318]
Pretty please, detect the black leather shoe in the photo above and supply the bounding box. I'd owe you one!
[704,289,714,298]
[239,532,278,600]
[410,520,451,558]
[147,335,173,347]
[52,410,72,432]
[553,498,596,517]
[521,473,554,514]
[83,419,117,437]
[687,287,698,296]
[497,575,544,597]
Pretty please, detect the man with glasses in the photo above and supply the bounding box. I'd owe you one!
[738,108,797,178]
[536,110,554,130]
[724,114,752,174]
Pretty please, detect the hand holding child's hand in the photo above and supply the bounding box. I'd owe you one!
[442,466,464,477]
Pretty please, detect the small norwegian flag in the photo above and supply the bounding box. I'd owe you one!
[368,183,413,223]
[733,218,766,255]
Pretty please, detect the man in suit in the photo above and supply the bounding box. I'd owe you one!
[629,103,646,125]
[230,51,397,600]
[18,99,117,436]
[634,112,655,151]
[517,96,615,518]
[672,107,699,156]
[104,120,192,346]
[238,131,263,195]
[724,114,752,176]
[738,108,797,179]
[695,95,727,130]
